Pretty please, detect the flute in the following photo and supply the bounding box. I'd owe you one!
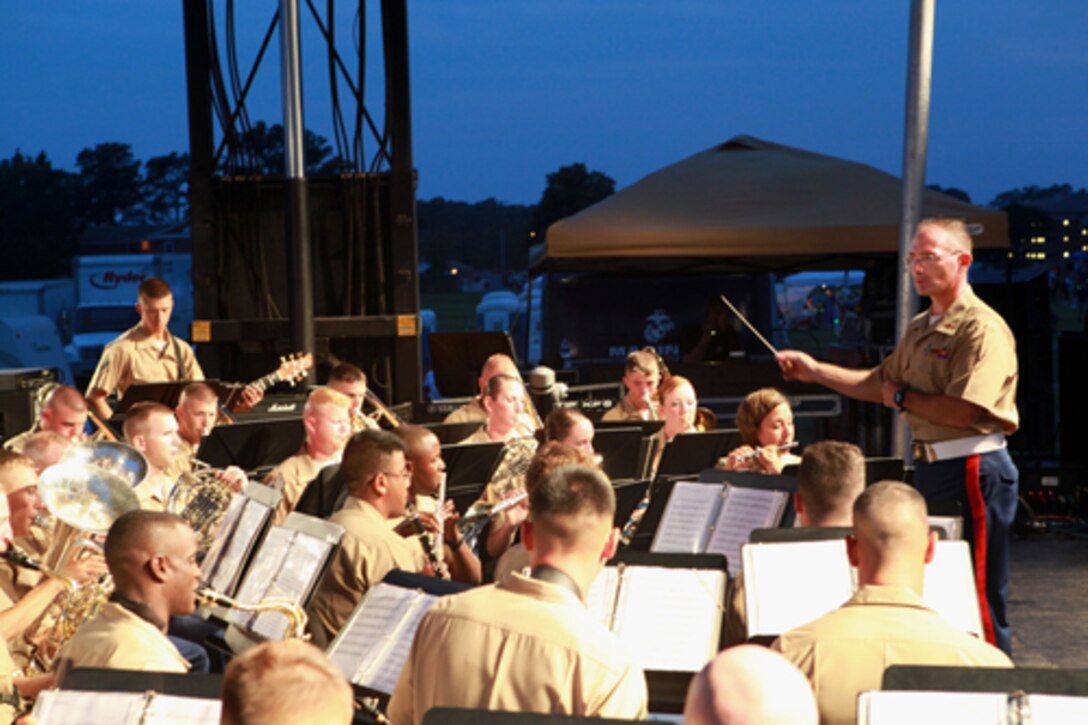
[733,441,799,463]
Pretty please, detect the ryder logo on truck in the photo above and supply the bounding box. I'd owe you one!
[90,271,147,291]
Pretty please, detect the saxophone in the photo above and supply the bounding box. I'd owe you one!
[196,588,309,640]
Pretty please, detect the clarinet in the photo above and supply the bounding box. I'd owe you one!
[427,477,451,580]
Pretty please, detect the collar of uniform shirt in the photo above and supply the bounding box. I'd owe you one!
[109,591,168,632]
[530,564,583,602]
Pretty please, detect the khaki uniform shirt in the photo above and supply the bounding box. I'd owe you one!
[87,325,204,400]
[0,639,17,725]
[444,398,488,424]
[601,396,655,422]
[307,498,427,647]
[265,452,329,526]
[163,436,198,484]
[388,571,648,725]
[133,470,173,512]
[877,286,1018,442]
[772,584,1013,725]
[57,601,190,674]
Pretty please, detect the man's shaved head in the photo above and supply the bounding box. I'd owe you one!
[105,510,187,588]
[853,481,931,558]
[683,644,817,725]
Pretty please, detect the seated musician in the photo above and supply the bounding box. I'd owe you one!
[165,383,246,490]
[19,431,71,477]
[772,482,1012,725]
[3,385,87,454]
[492,442,599,582]
[459,374,530,445]
[601,349,662,422]
[720,388,800,474]
[123,402,182,511]
[444,353,538,431]
[388,464,648,724]
[391,425,481,585]
[539,408,595,454]
[55,510,200,679]
[220,640,354,725]
[264,388,352,526]
[84,277,261,421]
[306,431,429,647]
[683,645,817,725]
[723,441,865,645]
[327,362,380,432]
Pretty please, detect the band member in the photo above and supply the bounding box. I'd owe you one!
[683,645,817,725]
[165,383,246,490]
[540,408,594,454]
[307,431,429,647]
[86,278,204,421]
[723,441,864,645]
[444,354,538,432]
[0,488,44,719]
[601,349,662,422]
[19,431,71,477]
[720,388,800,474]
[777,218,1019,654]
[55,511,200,679]
[3,385,87,454]
[772,482,1012,725]
[327,362,379,432]
[388,465,648,724]
[123,402,182,511]
[459,374,529,445]
[220,640,354,725]
[391,425,481,585]
[265,388,352,526]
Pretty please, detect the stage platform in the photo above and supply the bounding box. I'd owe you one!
[1009,533,1088,667]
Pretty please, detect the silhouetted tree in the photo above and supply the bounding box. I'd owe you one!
[989,183,1080,209]
[76,142,143,224]
[530,163,615,241]
[927,184,971,203]
[0,150,81,279]
[141,152,191,223]
[229,122,345,175]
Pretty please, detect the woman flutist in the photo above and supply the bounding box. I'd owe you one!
[719,388,800,474]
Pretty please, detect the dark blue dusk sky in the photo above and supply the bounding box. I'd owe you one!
[2,2,1085,207]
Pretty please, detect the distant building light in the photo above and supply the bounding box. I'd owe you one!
[450,267,459,276]
[1062,218,1070,226]
[140,239,152,252]
[1063,251,1070,258]
[1063,236,1070,243]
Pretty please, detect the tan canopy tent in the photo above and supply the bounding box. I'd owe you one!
[545,135,1008,261]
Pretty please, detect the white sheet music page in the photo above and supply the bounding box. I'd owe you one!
[704,487,787,577]
[650,482,721,553]
[200,493,245,584]
[611,565,725,672]
[227,526,293,631]
[921,540,984,637]
[32,690,222,725]
[209,498,270,594]
[856,691,1006,725]
[328,583,421,685]
[584,566,621,630]
[1025,694,1088,722]
[249,532,331,640]
[364,592,441,694]
[742,539,855,639]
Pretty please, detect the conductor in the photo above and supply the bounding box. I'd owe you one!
[776,217,1018,655]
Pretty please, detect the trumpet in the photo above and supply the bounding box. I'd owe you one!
[196,588,309,640]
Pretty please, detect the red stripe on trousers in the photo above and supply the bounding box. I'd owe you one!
[964,453,995,645]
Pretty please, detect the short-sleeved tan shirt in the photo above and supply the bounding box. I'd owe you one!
[444,398,487,424]
[87,325,204,399]
[877,286,1018,442]
[307,497,427,646]
[601,396,654,422]
[57,601,190,675]
[387,571,648,725]
[265,452,329,526]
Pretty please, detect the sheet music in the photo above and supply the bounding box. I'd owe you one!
[200,493,245,583]
[249,532,331,640]
[364,593,440,694]
[610,565,725,672]
[228,526,293,631]
[921,541,983,638]
[650,483,722,553]
[704,487,787,577]
[208,498,271,595]
[585,565,621,630]
[742,539,855,638]
[856,691,1006,725]
[32,690,222,725]
[329,583,420,683]
[1026,694,1088,722]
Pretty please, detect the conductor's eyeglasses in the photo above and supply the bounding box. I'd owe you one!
[904,251,959,267]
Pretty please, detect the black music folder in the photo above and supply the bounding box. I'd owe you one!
[423,421,485,445]
[593,427,647,482]
[114,380,221,415]
[293,464,345,520]
[196,416,305,473]
[613,479,651,530]
[441,441,505,488]
[857,689,1088,724]
[865,456,906,484]
[655,429,742,478]
[595,419,665,436]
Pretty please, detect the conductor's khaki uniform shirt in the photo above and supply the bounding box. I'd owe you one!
[307,497,427,647]
[876,286,1018,442]
[388,571,648,725]
[57,601,190,674]
[772,584,1013,725]
[87,325,204,400]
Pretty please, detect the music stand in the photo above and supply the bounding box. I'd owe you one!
[114,380,224,415]
[446,482,490,518]
[883,665,1088,696]
[196,417,305,473]
[424,710,645,725]
[865,456,906,484]
[656,430,742,478]
[424,421,485,445]
[59,668,223,698]
[428,332,518,398]
[613,479,651,530]
[594,427,646,481]
[441,441,505,488]
[595,419,665,436]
